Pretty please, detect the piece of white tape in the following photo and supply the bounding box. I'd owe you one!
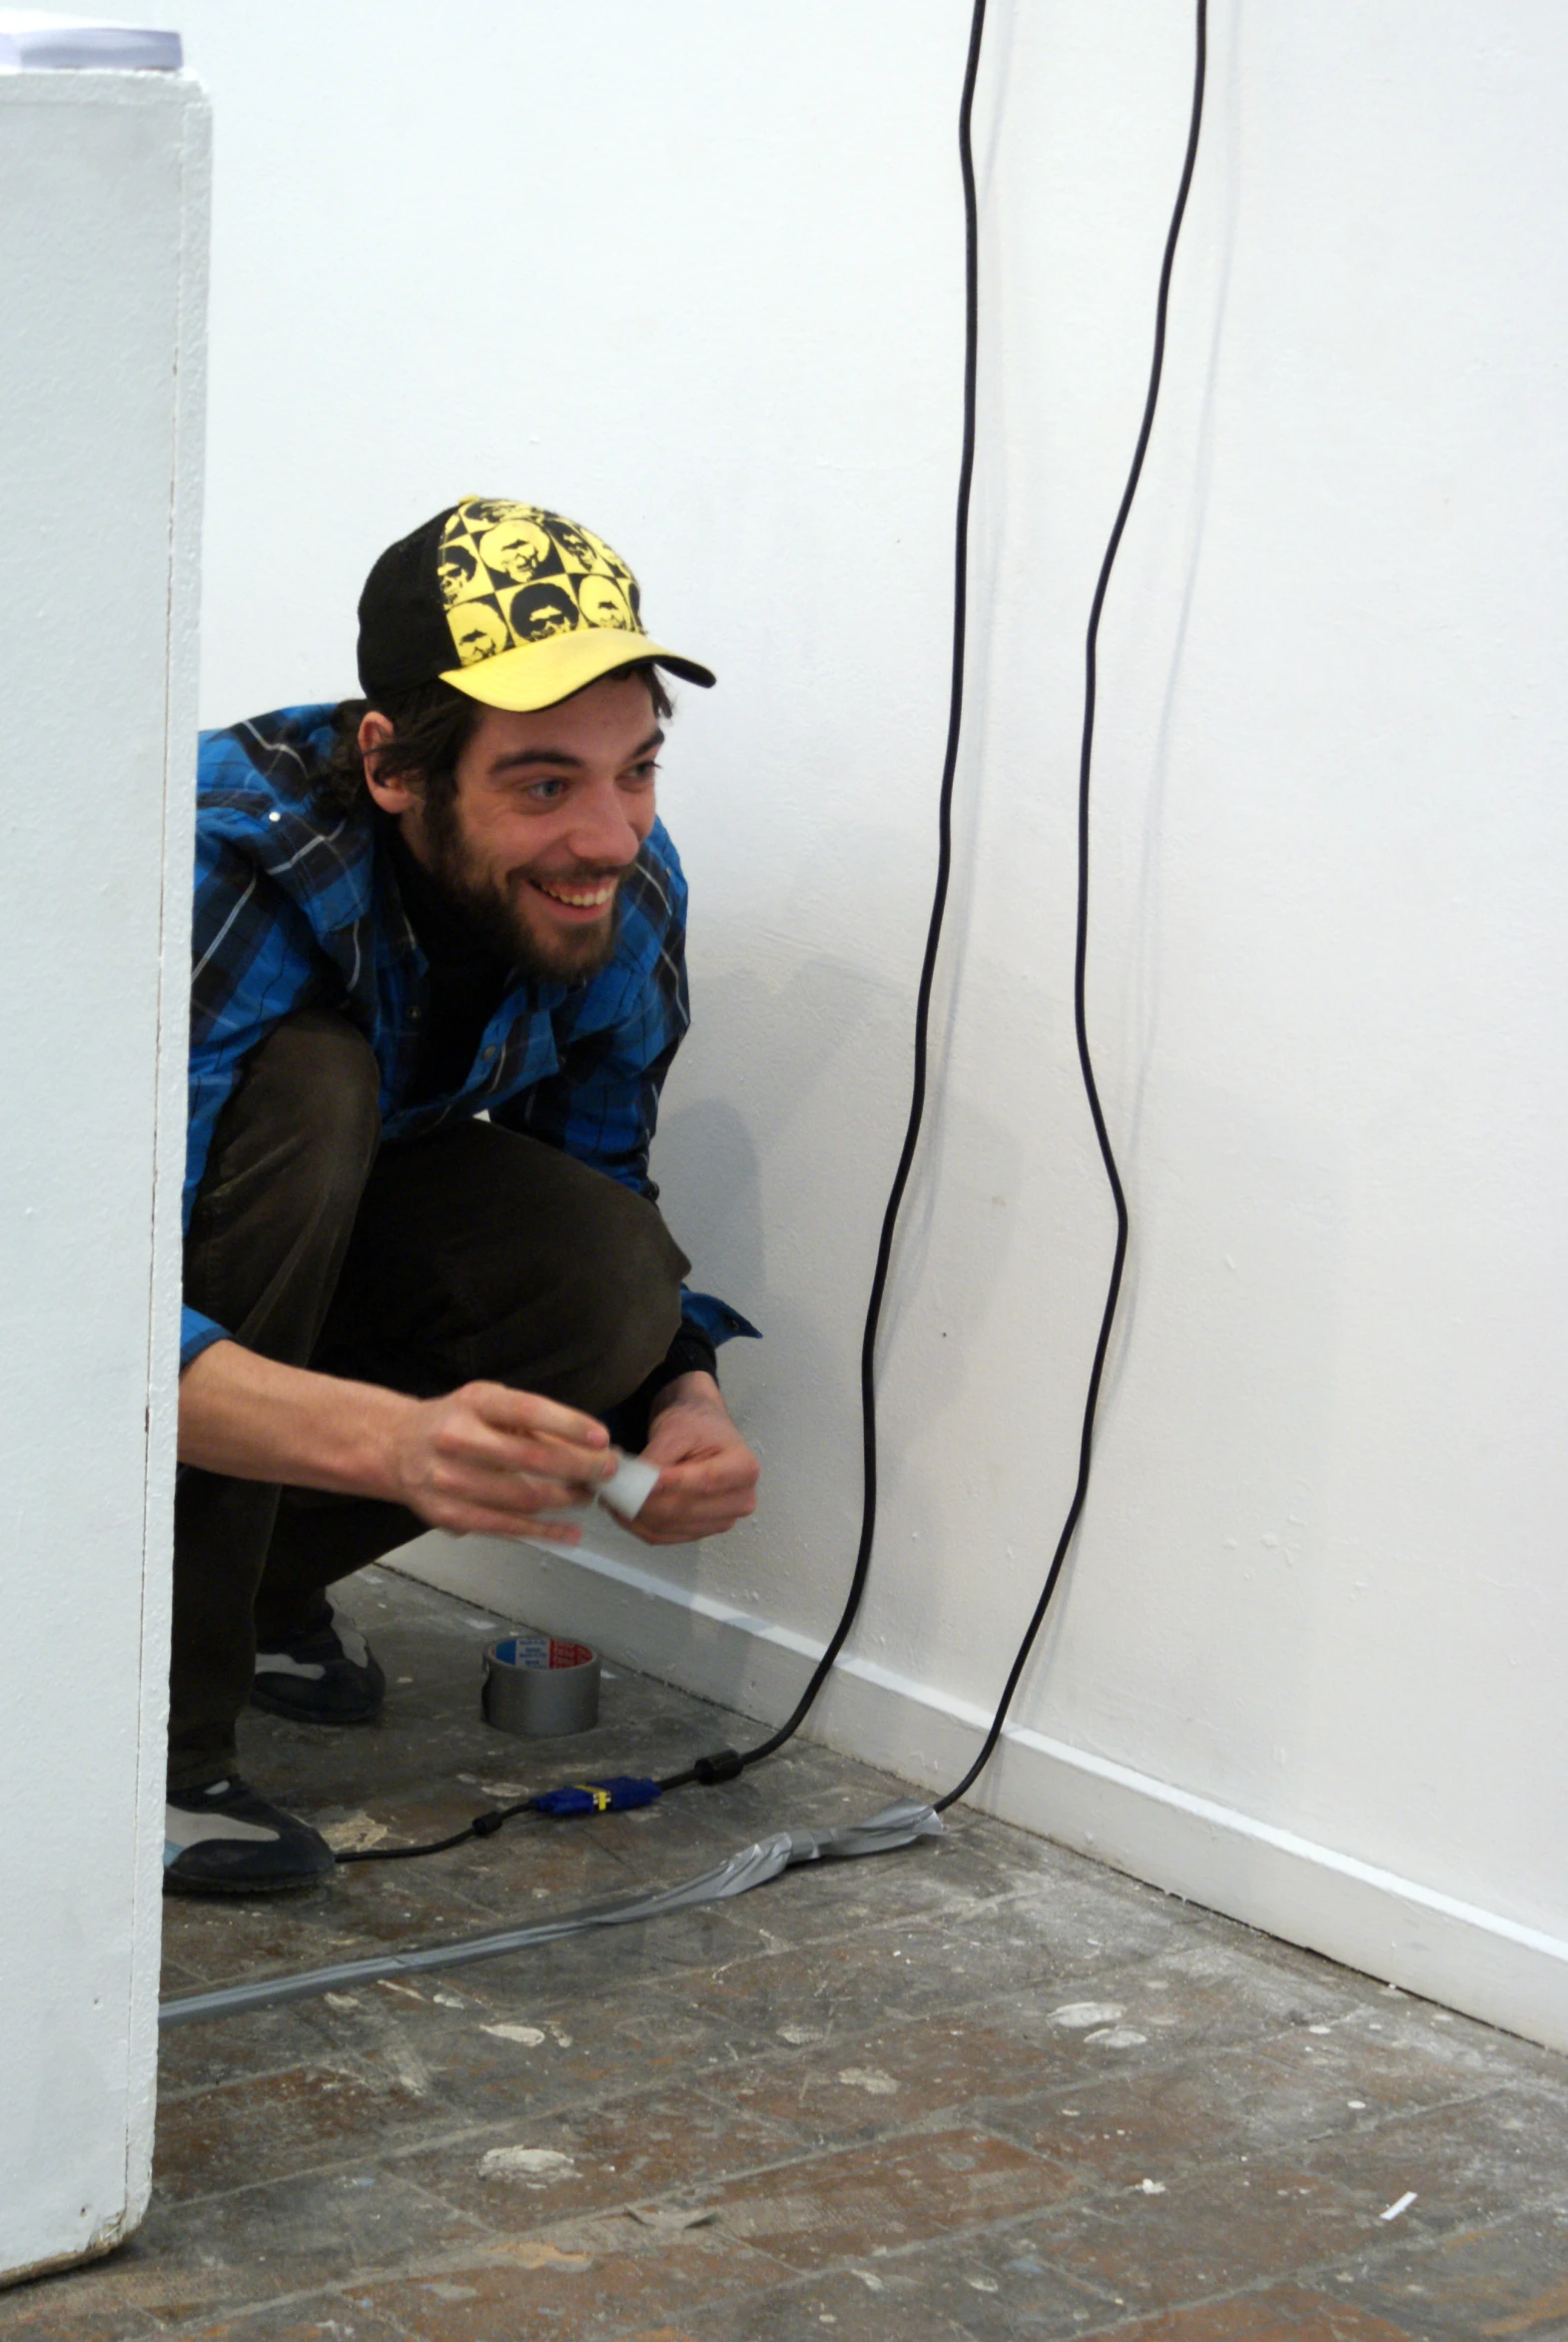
[597,1452,660,1523]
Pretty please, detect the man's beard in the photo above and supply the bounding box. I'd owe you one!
[421,794,623,983]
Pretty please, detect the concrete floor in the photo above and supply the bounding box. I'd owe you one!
[5,1565,1567,2342]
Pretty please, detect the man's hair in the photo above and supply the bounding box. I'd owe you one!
[320,659,673,815]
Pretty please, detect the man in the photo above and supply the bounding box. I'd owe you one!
[167,496,760,1896]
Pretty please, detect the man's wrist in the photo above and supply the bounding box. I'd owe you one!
[269,1368,417,1504]
[649,1369,725,1420]
[355,1382,422,1505]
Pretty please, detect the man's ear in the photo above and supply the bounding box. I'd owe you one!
[359,710,421,816]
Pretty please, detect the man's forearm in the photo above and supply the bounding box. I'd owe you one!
[178,1340,618,1544]
[179,1338,411,1497]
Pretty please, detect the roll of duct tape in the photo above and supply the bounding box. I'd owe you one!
[481,1634,600,1738]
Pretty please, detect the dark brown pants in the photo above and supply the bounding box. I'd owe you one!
[170,1011,688,1790]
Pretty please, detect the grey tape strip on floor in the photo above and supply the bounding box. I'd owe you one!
[159,1800,943,2029]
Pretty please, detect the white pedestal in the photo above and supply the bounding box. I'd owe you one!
[0,69,208,2282]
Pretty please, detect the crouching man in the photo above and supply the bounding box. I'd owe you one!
[167,497,759,1894]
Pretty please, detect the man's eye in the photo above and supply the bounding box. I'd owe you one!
[527,778,569,802]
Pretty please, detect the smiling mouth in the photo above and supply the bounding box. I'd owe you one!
[528,876,618,912]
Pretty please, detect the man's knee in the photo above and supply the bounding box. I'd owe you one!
[458,1167,688,1414]
[547,1182,688,1412]
[314,1123,689,1414]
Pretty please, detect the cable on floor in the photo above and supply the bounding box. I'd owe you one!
[162,1801,941,2026]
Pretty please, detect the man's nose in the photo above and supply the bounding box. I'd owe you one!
[567,781,643,869]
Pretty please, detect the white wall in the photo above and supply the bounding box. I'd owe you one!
[0,72,208,2281]
[156,0,1568,2046]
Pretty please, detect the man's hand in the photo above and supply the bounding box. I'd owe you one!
[627,1371,760,1546]
[389,1381,617,1542]
[178,1340,614,1544]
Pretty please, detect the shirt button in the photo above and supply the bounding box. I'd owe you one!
[268,811,281,823]
[482,1046,496,1060]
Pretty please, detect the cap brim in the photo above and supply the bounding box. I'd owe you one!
[439,626,714,713]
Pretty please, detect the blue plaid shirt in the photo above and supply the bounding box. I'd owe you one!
[183,703,754,1371]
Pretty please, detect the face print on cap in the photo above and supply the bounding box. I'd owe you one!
[436,542,479,607]
[460,498,533,530]
[446,598,510,664]
[478,518,553,585]
[577,573,635,631]
[547,516,607,572]
[508,580,579,641]
[438,497,650,669]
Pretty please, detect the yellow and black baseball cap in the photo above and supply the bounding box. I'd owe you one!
[358,496,716,712]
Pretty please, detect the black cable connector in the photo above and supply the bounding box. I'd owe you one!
[336,1809,525,1865]
[338,1772,669,1863]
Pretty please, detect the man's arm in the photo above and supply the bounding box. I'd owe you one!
[179,1339,617,1543]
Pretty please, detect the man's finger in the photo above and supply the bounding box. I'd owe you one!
[647,1454,758,1500]
[638,1523,750,1548]
[634,1489,757,1534]
[422,1447,601,1517]
[440,1417,617,1488]
[633,1510,751,1546]
[468,1382,610,1450]
[503,1475,596,1514]
[470,1469,595,1516]
[526,1435,621,1484]
[438,1502,584,1544]
[503,1437,616,1487]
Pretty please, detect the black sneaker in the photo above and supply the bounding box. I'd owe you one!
[164,1776,336,1895]
[252,1604,386,1725]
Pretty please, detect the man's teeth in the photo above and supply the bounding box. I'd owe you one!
[534,879,615,908]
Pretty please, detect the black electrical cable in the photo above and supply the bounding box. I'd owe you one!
[935,0,1207,1814]
[730,0,1206,1815]
[336,1798,533,1865]
[342,0,1204,1866]
[344,0,992,1869]
[676,0,994,1788]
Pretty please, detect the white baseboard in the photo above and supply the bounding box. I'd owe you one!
[386,1528,1568,2055]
